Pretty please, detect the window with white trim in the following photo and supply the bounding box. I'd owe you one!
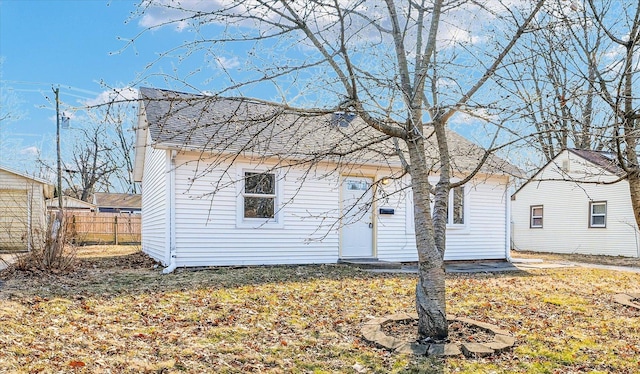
[589,201,606,228]
[406,185,467,232]
[243,172,276,219]
[450,186,464,225]
[530,205,543,228]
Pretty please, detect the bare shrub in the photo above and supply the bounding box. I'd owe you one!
[14,210,77,273]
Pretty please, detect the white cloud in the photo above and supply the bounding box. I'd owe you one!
[134,0,535,69]
[454,108,497,125]
[138,0,231,31]
[19,146,39,156]
[215,56,240,70]
[84,87,139,107]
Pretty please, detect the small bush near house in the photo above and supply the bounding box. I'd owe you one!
[14,210,76,274]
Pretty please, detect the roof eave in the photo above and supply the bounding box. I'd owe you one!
[133,101,149,182]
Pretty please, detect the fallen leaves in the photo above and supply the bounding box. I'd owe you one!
[0,248,638,373]
[68,360,85,368]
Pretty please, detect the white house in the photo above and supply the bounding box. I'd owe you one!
[133,87,518,270]
[46,196,96,211]
[511,149,639,258]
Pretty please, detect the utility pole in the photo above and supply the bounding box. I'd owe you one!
[54,87,63,209]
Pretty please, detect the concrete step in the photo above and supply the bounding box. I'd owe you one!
[338,258,403,269]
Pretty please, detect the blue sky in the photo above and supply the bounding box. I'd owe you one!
[0,0,204,172]
[0,0,313,175]
[0,1,563,176]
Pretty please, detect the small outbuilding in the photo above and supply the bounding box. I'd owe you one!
[0,166,54,251]
[93,193,142,214]
[46,196,96,211]
[511,149,639,258]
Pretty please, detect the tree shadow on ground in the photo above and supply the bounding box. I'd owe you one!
[0,250,543,300]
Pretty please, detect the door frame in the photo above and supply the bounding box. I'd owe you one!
[339,174,378,259]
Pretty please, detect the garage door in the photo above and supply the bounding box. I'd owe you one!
[0,189,29,251]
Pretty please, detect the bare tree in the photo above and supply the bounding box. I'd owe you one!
[61,123,119,202]
[110,113,138,194]
[85,94,139,194]
[132,0,544,340]
[499,0,615,163]
[574,0,640,229]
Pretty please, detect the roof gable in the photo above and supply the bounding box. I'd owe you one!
[0,165,54,186]
[512,148,626,198]
[46,196,96,210]
[567,148,624,176]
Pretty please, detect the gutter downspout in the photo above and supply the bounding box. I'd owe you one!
[163,150,178,274]
[505,184,513,262]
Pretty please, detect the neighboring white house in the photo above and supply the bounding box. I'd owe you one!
[511,148,639,258]
[133,87,519,269]
[46,196,96,211]
[0,166,54,251]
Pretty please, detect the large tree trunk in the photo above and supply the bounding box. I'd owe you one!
[628,171,640,232]
[407,137,448,339]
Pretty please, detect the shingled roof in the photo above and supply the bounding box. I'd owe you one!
[93,193,141,210]
[568,148,625,176]
[136,87,518,176]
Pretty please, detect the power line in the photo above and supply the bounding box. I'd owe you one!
[1,80,102,96]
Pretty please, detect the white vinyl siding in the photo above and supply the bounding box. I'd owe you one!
[446,178,508,260]
[0,189,29,250]
[171,154,342,266]
[379,175,510,262]
[0,169,49,251]
[512,149,639,258]
[139,150,511,266]
[140,140,169,264]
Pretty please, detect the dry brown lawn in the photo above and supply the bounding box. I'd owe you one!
[512,249,640,268]
[0,246,638,373]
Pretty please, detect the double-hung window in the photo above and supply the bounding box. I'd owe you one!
[243,172,276,219]
[450,186,465,225]
[405,184,467,232]
[530,205,543,228]
[589,201,606,228]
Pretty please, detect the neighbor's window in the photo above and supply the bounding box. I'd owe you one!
[589,201,607,228]
[243,172,276,219]
[530,205,543,228]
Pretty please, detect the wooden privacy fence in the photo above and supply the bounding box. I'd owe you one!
[65,212,141,245]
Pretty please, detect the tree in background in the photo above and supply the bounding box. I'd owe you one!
[85,89,139,194]
[132,0,544,340]
[34,87,139,200]
[503,0,612,163]
[504,0,640,230]
[58,123,119,202]
[581,0,640,229]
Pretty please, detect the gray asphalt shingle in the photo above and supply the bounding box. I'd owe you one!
[139,87,518,176]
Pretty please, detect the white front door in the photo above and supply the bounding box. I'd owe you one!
[341,177,374,258]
